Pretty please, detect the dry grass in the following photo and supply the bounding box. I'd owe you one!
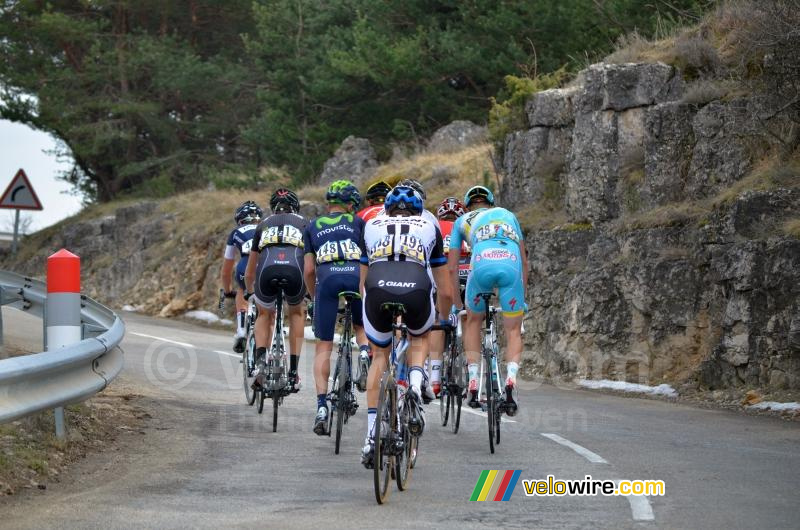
[784,218,800,238]
[0,390,148,496]
[364,143,498,210]
[711,157,800,207]
[619,201,710,231]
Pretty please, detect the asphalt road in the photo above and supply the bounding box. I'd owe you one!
[2,310,799,529]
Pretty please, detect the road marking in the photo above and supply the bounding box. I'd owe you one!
[616,481,655,521]
[130,332,194,348]
[540,433,608,464]
[214,350,241,359]
[437,399,517,423]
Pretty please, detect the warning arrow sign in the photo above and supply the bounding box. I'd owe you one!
[0,169,43,210]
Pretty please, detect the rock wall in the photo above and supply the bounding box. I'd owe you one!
[504,62,800,391]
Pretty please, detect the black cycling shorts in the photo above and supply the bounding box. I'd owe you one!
[254,245,306,308]
[363,261,434,347]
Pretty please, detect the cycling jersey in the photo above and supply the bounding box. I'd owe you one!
[357,204,383,222]
[224,223,257,289]
[303,212,365,341]
[376,207,440,230]
[438,219,471,281]
[451,207,525,317]
[359,214,446,346]
[252,212,308,307]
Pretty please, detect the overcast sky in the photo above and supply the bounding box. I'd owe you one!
[0,119,84,232]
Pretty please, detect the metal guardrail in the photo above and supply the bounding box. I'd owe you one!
[0,270,125,424]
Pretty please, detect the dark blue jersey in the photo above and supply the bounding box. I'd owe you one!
[224,223,258,260]
[303,212,365,276]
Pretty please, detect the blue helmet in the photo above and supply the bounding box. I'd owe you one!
[464,185,494,207]
[326,179,361,208]
[384,185,424,215]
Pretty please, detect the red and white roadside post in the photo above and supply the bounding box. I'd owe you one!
[46,249,82,438]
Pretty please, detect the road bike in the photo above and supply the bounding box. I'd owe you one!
[326,291,360,454]
[255,278,295,432]
[241,297,259,406]
[476,292,504,454]
[437,310,466,434]
[372,303,423,505]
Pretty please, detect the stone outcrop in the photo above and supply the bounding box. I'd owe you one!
[427,120,487,153]
[503,61,800,392]
[318,136,378,186]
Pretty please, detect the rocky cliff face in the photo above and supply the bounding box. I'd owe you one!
[503,62,800,392]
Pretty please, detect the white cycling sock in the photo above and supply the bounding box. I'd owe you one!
[367,409,377,438]
[468,363,479,383]
[430,360,443,383]
[507,362,519,384]
[409,366,424,393]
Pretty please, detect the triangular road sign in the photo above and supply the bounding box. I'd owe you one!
[0,169,43,210]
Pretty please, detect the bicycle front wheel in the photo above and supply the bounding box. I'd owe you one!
[374,372,395,504]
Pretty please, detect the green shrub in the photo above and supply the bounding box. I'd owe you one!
[488,67,569,156]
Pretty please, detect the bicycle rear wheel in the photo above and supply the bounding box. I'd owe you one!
[439,353,450,427]
[335,353,348,455]
[256,388,265,414]
[374,372,395,504]
[243,331,257,406]
[485,354,495,454]
[396,395,416,491]
[451,389,462,434]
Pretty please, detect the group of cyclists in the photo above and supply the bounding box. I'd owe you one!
[219,176,527,467]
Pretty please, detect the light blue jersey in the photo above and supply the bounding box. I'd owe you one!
[451,207,525,316]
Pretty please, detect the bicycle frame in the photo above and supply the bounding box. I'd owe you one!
[477,302,501,402]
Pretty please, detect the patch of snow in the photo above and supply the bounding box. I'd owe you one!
[578,379,678,398]
[748,401,800,412]
[185,310,223,324]
[221,319,233,326]
[121,305,138,312]
[303,325,357,346]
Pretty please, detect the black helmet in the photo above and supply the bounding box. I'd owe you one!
[365,180,392,202]
[269,188,300,213]
[397,178,426,200]
[234,201,263,225]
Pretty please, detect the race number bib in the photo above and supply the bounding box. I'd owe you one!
[396,234,425,264]
[474,221,520,244]
[258,225,304,249]
[241,239,253,254]
[316,238,361,264]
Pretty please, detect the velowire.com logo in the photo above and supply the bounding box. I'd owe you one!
[470,470,522,501]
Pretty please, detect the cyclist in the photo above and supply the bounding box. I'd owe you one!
[357,180,391,222]
[303,180,372,435]
[358,185,453,468]
[244,188,308,393]
[448,185,527,416]
[220,201,262,353]
[428,197,468,396]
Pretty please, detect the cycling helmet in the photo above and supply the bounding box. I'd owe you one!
[269,188,300,213]
[326,179,361,208]
[397,178,426,200]
[234,201,263,225]
[436,197,467,219]
[464,185,495,207]
[364,180,391,202]
[384,185,424,215]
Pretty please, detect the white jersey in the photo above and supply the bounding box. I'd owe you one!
[359,215,447,270]
[376,207,440,230]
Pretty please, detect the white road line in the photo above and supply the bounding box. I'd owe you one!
[617,482,655,521]
[130,332,194,348]
[130,332,239,359]
[437,399,517,423]
[540,433,608,464]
